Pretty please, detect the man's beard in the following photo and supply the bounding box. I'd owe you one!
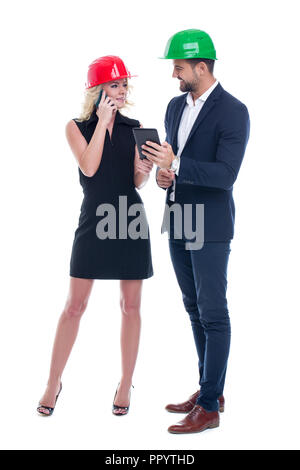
[179,79,197,93]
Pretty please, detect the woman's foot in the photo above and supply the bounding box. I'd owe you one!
[37,380,62,416]
[112,381,133,416]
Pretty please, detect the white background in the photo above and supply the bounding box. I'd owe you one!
[1,0,299,451]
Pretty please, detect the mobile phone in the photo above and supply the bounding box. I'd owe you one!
[132,128,161,160]
[95,89,104,107]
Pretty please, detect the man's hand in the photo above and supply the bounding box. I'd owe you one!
[157,168,175,188]
[141,141,175,169]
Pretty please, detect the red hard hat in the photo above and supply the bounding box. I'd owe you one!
[85,55,137,89]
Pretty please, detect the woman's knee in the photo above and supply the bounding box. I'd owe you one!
[63,298,88,319]
[120,297,140,318]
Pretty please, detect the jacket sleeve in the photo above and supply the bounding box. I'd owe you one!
[155,99,173,190]
[177,103,250,190]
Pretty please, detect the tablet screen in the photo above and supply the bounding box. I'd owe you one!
[132,128,161,160]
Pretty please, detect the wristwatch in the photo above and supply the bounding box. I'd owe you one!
[170,155,180,173]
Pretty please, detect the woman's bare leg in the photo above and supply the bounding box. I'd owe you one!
[113,279,143,414]
[38,276,94,414]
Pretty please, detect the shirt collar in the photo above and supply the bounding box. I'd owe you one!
[186,79,219,107]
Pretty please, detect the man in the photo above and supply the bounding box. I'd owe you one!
[141,29,250,434]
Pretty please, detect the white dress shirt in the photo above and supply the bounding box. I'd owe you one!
[169,79,219,201]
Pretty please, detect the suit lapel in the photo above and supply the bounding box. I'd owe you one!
[171,94,188,152]
[183,83,223,150]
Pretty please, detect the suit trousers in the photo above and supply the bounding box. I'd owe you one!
[168,236,231,412]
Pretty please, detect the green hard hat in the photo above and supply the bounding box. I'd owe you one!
[160,29,217,60]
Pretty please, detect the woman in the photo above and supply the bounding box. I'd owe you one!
[37,55,153,417]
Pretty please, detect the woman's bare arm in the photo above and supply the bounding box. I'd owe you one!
[65,91,117,177]
[65,119,107,177]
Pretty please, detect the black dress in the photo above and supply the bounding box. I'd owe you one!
[69,107,153,280]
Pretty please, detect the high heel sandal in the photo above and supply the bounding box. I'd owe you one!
[112,383,134,416]
[37,382,62,417]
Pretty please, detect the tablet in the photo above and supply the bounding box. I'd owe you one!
[132,127,161,160]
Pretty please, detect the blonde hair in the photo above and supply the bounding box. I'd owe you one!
[76,79,134,122]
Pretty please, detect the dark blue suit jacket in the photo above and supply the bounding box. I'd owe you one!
[160,82,250,241]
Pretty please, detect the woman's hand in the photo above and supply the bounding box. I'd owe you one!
[96,91,117,126]
[134,144,153,189]
[135,146,153,175]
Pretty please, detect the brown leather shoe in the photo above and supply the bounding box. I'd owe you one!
[168,405,219,434]
[165,390,225,413]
